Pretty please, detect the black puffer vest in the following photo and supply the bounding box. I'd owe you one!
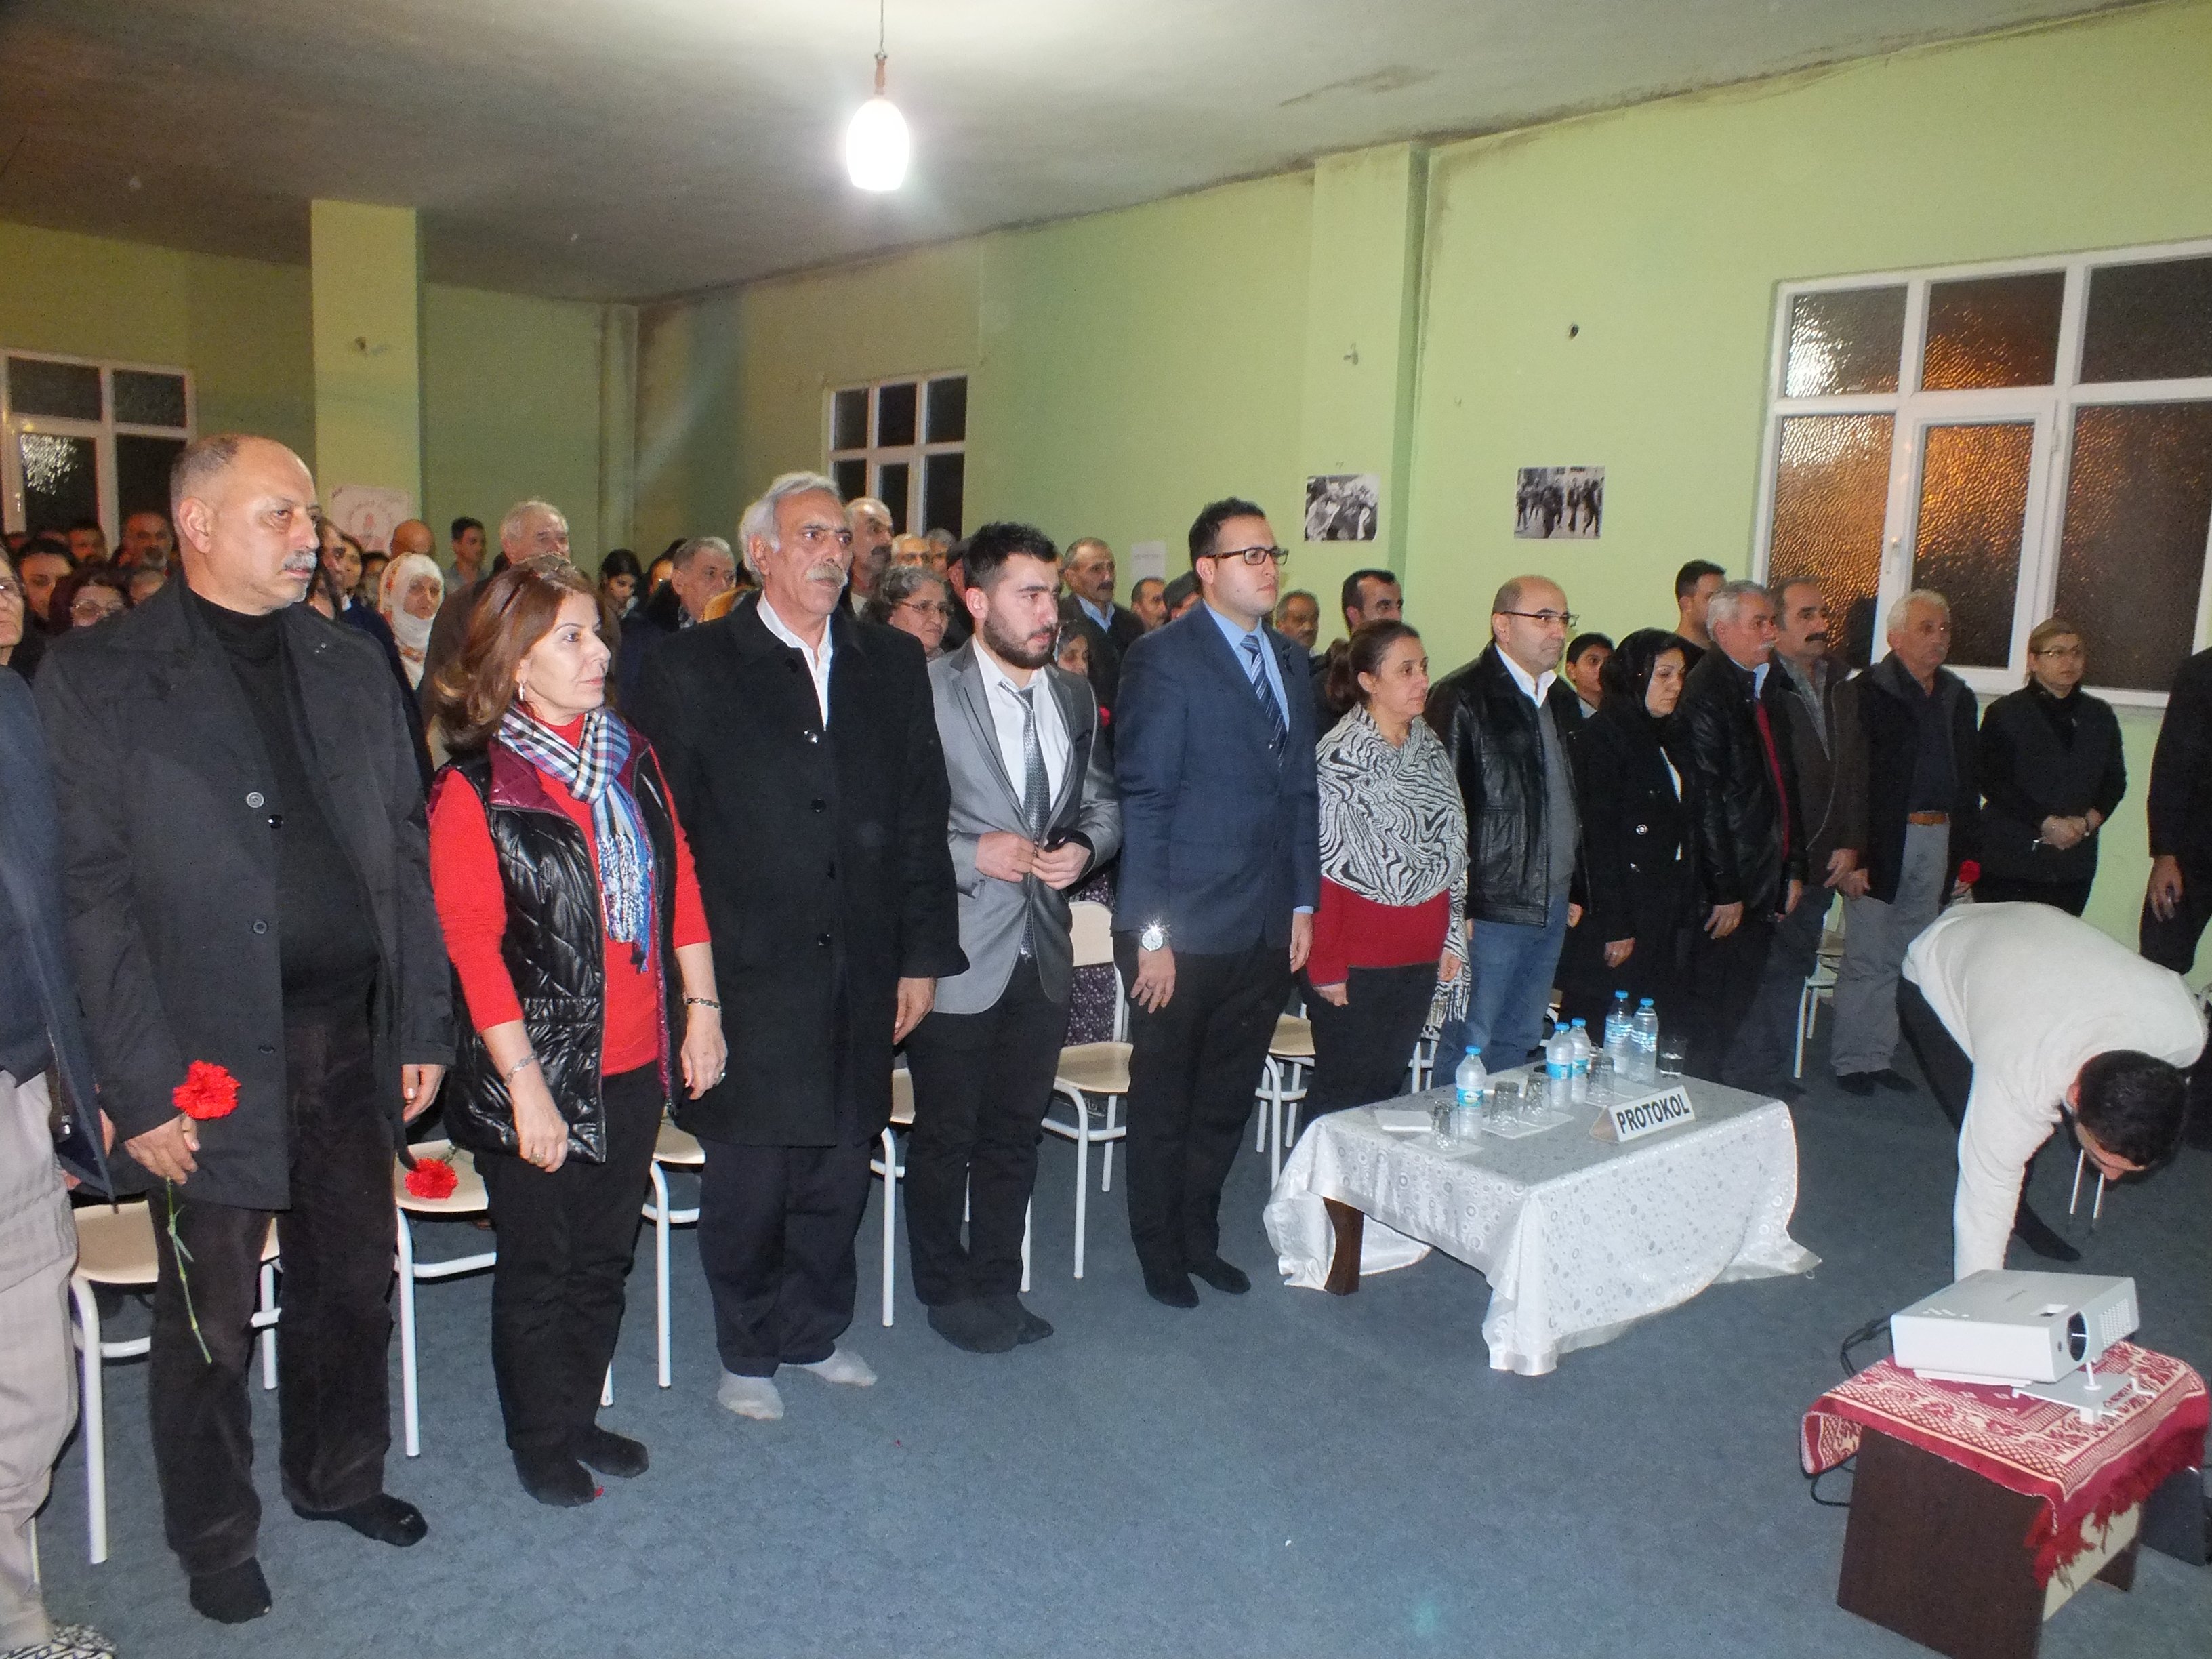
[443,731,681,1164]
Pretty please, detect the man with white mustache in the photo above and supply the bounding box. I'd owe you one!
[631,472,964,1423]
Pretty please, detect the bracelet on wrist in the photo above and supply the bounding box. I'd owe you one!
[501,1053,539,1086]
[684,996,721,1012]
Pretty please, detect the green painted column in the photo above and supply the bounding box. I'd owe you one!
[598,303,639,566]
[1296,143,1428,644]
[310,200,423,507]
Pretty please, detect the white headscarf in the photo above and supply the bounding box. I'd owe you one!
[379,552,443,687]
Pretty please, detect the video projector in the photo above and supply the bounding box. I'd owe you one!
[1889,1271,2139,1416]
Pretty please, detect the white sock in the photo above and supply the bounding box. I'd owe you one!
[716,1371,785,1420]
[795,1346,876,1387]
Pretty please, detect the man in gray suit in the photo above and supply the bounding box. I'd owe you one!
[907,522,1120,1353]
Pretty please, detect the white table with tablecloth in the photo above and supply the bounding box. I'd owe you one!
[1262,1072,1818,1375]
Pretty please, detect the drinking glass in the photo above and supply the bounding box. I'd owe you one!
[1657,1036,1690,1078]
[1489,1078,1523,1128]
[1586,1053,1615,1103]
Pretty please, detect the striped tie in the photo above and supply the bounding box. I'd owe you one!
[1016,683,1049,957]
[1242,634,1287,750]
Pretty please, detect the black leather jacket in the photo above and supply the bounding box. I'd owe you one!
[1422,644,1584,926]
[443,735,681,1164]
[1675,649,1805,916]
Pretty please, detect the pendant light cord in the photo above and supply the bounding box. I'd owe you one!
[874,0,888,94]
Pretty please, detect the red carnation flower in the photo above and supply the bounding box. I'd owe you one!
[405,1158,459,1200]
[173,1061,241,1121]
[1958,860,1981,886]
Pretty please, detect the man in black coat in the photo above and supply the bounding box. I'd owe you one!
[37,434,451,1626]
[1058,537,1145,713]
[615,534,736,709]
[1828,589,1978,1095]
[1673,581,1806,1080]
[2142,645,2212,971]
[632,471,963,1422]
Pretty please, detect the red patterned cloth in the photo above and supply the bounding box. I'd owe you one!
[1801,1341,2207,1584]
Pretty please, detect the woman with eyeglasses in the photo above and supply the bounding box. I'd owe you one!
[1973,617,2124,916]
[49,563,129,632]
[0,548,44,681]
[868,563,952,659]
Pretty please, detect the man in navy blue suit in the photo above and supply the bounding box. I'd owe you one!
[1113,498,1319,1308]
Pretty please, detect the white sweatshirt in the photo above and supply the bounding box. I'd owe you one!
[1902,902,2203,1280]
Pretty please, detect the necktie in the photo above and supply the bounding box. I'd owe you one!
[1016,683,1050,957]
[1241,634,1288,750]
[1753,698,1792,863]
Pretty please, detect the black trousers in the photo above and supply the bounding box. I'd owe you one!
[476,1064,659,1454]
[1303,962,1437,1118]
[1898,978,2049,1219]
[1115,935,1291,1279]
[901,958,1069,1307]
[147,1010,393,1578]
[1975,874,2091,916]
[695,1135,872,1377]
[1685,910,1776,1082]
[2139,851,2212,972]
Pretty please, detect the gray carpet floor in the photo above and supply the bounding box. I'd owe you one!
[33,1023,2212,1658]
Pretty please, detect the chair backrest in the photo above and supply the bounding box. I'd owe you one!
[1069,899,1114,969]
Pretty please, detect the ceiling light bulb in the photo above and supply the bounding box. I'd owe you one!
[846,89,909,192]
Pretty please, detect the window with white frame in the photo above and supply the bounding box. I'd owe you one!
[1,352,195,543]
[1753,241,2212,701]
[825,373,966,537]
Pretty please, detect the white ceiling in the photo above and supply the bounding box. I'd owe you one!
[0,0,2147,303]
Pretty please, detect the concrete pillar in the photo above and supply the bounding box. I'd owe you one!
[309,200,423,508]
[598,304,639,562]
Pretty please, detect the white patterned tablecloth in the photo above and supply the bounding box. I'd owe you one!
[1263,1073,1818,1376]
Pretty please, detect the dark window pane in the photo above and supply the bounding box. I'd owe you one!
[17,431,99,535]
[1767,413,1894,668]
[117,433,186,521]
[830,387,867,452]
[922,452,964,537]
[2081,257,2212,384]
[2054,401,2212,691]
[1921,272,2064,390]
[7,356,102,420]
[875,382,917,447]
[1784,288,1904,397]
[925,375,968,443]
[831,457,867,504]
[876,461,909,533]
[112,369,188,428]
[1909,422,2034,670]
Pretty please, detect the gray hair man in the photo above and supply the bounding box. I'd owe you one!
[618,535,736,705]
[1057,536,1143,710]
[1828,589,1980,1098]
[845,496,894,604]
[420,499,575,705]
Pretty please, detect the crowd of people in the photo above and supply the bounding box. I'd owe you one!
[1,434,2203,1654]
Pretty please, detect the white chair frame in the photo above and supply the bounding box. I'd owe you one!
[874,1067,1032,1324]
[68,1202,277,1565]
[1258,1011,1314,1186]
[1793,907,1847,1080]
[1040,901,1129,1279]
[642,1120,705,1388]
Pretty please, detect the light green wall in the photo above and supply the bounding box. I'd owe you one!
[310,200,423,506]
[0,221,316,462]
[635,288,744,554]
[420,283,610,564]
[1402,0,2212,959]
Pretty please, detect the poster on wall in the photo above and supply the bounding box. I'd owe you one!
[1515,466,1603,539]
[1128,540,1169,586]
[1303,474,1380,542]
[327,484,415,554]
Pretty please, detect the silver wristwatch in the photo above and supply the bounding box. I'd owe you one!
[1139,922,1168,952]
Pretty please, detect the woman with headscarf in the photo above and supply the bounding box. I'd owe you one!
[1303,621,1468,1118]
[380,550,445,689]
[1576,627,1698,1015]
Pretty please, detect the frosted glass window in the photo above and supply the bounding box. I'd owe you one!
[921,452,964,537]
[112,369,187,428]
[7,356,102,420]
[1766,414,1893,668]
[1921,272,2064,390]
[830,388,867,452]
[925,376,967,443]
[18,432,98,533]
[874,382,917,447]
[1909,424,2034,670]
[117,434,186,521]
[831,457,867,504]
[2080,257,2212,384]
[1784,287,1904,397]
[2053,402,2212,691]
[875,461,909,533]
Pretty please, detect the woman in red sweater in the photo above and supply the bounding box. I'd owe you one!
[1305,621,1469,1120]
[425,558,722,1507]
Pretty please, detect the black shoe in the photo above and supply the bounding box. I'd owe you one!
[512,1448,598,1507]
[2013,1205,2083,1263]
[983,1293,1054,1344]
[1143,1267,1199,1309]
[290,1492,427,1547]
[189,1559,272,1624]
[1835,1071,1879,1097]
[570,1425,649,1479]
[927,1298,1019,1353]
[1189,1254,1251,1295]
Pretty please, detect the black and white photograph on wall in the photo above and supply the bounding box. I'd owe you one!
[1515,466,1604,539]
[1304,472,1380,542]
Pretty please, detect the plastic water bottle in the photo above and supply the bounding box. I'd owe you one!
[1603,991,1632,1063]
[1451,1050,1487,1139]
[1568,1019,1593,1103]
[1630,998,1661,1084]
[1544,1026,1575,1108]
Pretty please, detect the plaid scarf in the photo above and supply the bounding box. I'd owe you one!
[498,705,655,956]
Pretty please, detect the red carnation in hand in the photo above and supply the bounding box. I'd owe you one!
[405,1158,459,1200]
[173,1061,241,1121]
[1957,860,1981,886]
